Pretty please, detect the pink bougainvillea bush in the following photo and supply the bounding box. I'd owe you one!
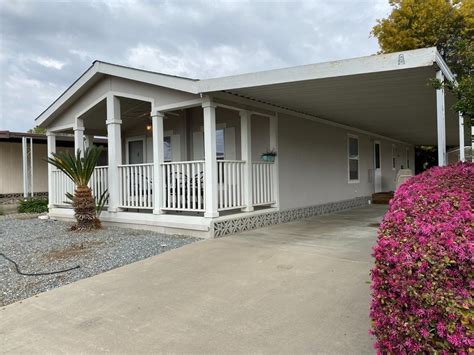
[370,163,474,353]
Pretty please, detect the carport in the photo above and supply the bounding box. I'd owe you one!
[201,47,468,165]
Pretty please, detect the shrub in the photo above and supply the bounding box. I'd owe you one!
[370,163,474,353]
[17,198,48,213]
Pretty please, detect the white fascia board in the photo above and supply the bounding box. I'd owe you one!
[434,50,457,84]
[95,62,199,94]
[36,61,199,127]
[198,47,439,93]
[36,62,100,127]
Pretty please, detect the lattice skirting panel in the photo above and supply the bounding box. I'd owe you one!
[212,196,371,238]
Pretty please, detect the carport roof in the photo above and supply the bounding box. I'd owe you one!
[37,47,461,145]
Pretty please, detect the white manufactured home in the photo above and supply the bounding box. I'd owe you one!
[36,47,467,238]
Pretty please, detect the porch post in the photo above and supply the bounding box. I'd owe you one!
[46,131,56,209]
[73,118,85,154]
[436,70,446,166]
[240,110,254,212]
[458,113,465,162]
[84,135,94,150]
[202,97,219,218]
[106,94,122,212]
[269,113,279,208]
[152,110,165,214]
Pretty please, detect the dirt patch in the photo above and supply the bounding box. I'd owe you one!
[44,241,105,261]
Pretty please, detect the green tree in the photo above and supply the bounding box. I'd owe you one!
[372,0,473,117]
[47,146,106,231]
[27,126,46,134]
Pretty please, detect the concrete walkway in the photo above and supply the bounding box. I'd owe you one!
[1,205,386,354]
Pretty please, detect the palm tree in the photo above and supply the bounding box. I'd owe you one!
[47,146,105,231]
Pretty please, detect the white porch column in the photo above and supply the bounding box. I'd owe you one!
[436,70,447,166]
[106,94,122,212]
[46,131,56,209]
[269,113,279,208]
[240,110,254,212]
[73,118,85,154]
[84,135,94,150]
[152,110,165,214]
[202,98,219,218]
[458,113,465,162]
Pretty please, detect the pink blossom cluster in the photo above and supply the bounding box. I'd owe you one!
[370,163,473,353]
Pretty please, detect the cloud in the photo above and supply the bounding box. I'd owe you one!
[34,57,66,70]
[0,0,391,132]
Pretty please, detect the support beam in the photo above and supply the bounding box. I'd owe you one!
[436,70,446,166]
[269,114,279,208]
[22,137,29,198]
[459,113,465,162]
[106,94,122,212]
[202,98,219,218]
[46,132,56,208]
[152,110,165,214]
[240,110,254,212]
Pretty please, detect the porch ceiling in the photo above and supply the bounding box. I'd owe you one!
[81,97,152,135]
[220,66,459,146]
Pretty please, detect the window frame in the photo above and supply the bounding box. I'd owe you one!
[347,134,360,184]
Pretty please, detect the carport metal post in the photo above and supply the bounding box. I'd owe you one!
[459,113,465,162]
[436,70,447,166]
[46,131,56,208]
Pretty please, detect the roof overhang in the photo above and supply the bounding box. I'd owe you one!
[35,61,199,127]
[199,47,460,146]
[36,47,461,146]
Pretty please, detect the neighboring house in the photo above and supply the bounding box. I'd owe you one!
[35,47,467,238]
[0,131,106,199]
[0,131,73,198]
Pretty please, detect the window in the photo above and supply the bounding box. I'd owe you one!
[348,135,359,182]
[164,136,171,162]
[392,145,397,170]
[406,148,410,169]
[216,129,225,160]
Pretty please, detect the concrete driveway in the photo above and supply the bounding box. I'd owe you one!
[1,205,386,354]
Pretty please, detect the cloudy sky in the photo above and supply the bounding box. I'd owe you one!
[0,0,391,132]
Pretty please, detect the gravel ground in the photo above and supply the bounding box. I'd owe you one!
[0,217,198,307]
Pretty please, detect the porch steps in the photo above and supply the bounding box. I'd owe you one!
[371,192,394,205]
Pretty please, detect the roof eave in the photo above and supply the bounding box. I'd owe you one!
[35,61,199,128]
[197,47,442,93]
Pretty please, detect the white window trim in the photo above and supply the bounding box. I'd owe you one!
[392,144,397,171]
[374,140,382,170]
[347,133,360,184]
[125,135,146,164]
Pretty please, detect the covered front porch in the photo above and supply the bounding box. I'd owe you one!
[46,94,279,228]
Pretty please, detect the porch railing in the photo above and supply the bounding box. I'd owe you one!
[51,166,109,206]
[162,161,205,212]
[90,166,109,203]
[217,160,245,211]
[252,162,275,206]
[118,163,154,209]
[51,170,75,206]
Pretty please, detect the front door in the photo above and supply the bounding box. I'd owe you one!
[128,140,144,164]
[374,141,382,192]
